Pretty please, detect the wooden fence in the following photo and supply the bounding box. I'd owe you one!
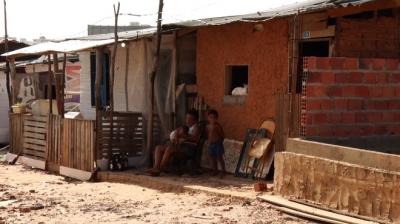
[97,112,144,159]
[62,118,95,172]
[23,115,48,161]
[9,113,24,155]
[47,115,63,171]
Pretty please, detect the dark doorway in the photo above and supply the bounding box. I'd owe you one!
[296,40,330,93]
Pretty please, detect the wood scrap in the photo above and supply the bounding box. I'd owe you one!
[290,198,387,224]
[270,204,346,224]
[257,195,377,224]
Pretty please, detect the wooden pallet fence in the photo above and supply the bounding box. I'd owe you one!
[62,118,95,172]
[23,115,48,161]
[97,112,144,160]
[9,113,24,155]
[47,115,63,171]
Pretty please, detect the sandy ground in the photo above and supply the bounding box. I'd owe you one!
[0,163,310,224]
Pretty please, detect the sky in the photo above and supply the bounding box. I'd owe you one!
[1,0,309,41]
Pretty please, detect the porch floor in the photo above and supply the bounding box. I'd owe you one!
[96,170,273,200]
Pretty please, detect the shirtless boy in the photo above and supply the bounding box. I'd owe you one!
[207,109,226,176]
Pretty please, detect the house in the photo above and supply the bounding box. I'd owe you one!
[3,0,400,221]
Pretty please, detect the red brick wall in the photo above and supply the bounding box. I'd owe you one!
[302,57,400,137]
[335,11,400,58]
[197,19,289,140]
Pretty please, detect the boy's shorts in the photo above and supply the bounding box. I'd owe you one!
[208,140,224,158]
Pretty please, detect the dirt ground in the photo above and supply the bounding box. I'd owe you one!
[0,163,309,224]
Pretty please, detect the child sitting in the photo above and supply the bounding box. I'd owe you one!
[207,109,226,177]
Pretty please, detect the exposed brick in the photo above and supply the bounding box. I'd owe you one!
[305,126,318,136]
[320,100,334,110]
[347,72,363,83]
[378,73,391,83]
[359,58,372,70]
[347,99,363,110]
[305,114,313,125]
[386,59,400,71]
[326,86,342,97]
[387,124,400,135]
[369,87,383,97]
[373,100,388,110]
[364,73,377,83]
[382,112,395,122]
[343,58,359,70]
[373,125,387,135]
[335,73,348,83]
[390,74,400,82]
[313,113,328,124]
[372,59,386,71]
[306,100,321,111]
[306,86,326,97]
[307,72,321,83]
[318,126,333,137]
[304,57,317,71]
[355,112,368,123]
[320,72,336,84]
[334,99,348,110]
[341,112,356,123]
[342,86,357,97]
[330,58,345,69]
[316,58,331,70]
[388,100,400,110]
[328,113,342,123]
[355,86,369,98]
[367,112,383,123]
[396,87,400,96]
[382,87,396,97]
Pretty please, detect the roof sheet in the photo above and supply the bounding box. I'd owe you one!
[165,0,373,27]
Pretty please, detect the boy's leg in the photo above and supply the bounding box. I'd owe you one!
[153,145,166,170]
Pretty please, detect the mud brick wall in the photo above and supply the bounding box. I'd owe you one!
[274,152,400,222]
[196,19,289,140]
[302,57,400,138]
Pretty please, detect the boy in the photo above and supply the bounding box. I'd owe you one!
[207,109,226,176]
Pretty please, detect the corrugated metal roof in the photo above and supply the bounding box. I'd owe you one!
[164,0,373,28]
[3,0,375,58]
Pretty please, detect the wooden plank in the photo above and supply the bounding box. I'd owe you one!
[24,149,46,160]
[59,166,92,181]
[24,143,46,152]
[25,115,48,122]
[24,138,46,146]
[257,195,377,224]
[24,132,46,140]
[269,205,346,224]
[24,126,47,134]
[24,120,47,128]
[21,156,46,169]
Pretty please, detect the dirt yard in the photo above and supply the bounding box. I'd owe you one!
[0,163,308,224]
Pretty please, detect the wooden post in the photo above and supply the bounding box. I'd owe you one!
[3,0,11,111]
[9,58,17,105]
[52,53,63,116]
[95,48,104,160]
[124,43,130,111]
[110,2,120,112]
[47,54,53,114]
[147,0,164,159]
[61,53,67,116]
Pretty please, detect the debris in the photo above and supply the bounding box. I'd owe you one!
[29,189,36,193]
[19,206,31,213]
[31,203,45,210]
[254,182,268,192]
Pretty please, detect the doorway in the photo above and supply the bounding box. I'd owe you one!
[296,40,330,93]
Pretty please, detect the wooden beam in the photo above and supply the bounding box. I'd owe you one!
[61,53,67,116]
[9,58,17,105]
[147,0,164,165]
[328,0,400,18]
[53,53,62,116]
[95,47,104,161]
[124,42,130,111]
[47,54,53,114]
